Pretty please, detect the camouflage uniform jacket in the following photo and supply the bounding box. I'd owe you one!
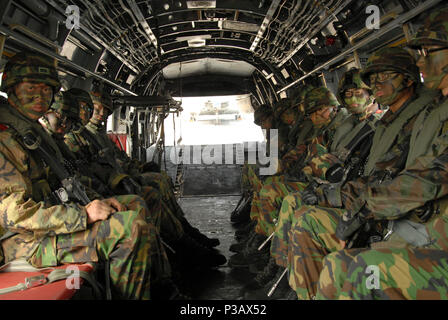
[344,92,448,223]
[85,122,142,177]
[0,103,87,266]
[65,124,128,190]
[303,111,383,181]
[281,108,350,176]
[339,87,439,213]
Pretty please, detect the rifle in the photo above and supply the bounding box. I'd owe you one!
[326,120,375,185]
[23,132,91,206]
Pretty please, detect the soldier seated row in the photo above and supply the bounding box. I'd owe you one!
[0,50,226,300]
[229,6,448,300]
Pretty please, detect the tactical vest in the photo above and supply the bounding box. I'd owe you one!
[364,87,438,176]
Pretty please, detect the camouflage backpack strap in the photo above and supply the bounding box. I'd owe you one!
[364,87,438,176]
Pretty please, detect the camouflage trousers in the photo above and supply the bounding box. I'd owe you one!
[317,215,448,300]
[242,163,263,194]
[34,194,170,300]
[251,176,307,236]
[140,184,184,243]
[270,191,309,267]
[286,203,345,299]
[139,170,187,221]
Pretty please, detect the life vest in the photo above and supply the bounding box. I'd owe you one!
[364,87,438,176]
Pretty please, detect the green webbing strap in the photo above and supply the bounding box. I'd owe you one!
[0,231,18,242]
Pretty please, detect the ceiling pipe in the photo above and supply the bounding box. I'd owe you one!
[277,0,443,94]
[250,0,281,52]
[126,0,164,55]
[44,0,139,74]
[0,24,137,96]
[277,0,353,68]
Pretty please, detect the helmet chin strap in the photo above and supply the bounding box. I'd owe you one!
[423,65,448,90]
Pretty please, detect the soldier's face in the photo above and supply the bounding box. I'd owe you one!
[79,101,92,125]
[261,116,273,129]
[370,72,407,106]
[344,88,371,114]
[310,106,334,127]
[14,82,53,120]
[92,102,106,122]
[45,111,72,135]
[416,45,448,93]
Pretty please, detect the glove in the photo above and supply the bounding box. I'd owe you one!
[301,188,319,205]
[300,181,322,205]
[335,206,371,241]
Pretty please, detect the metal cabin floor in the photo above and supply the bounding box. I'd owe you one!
[179,196,254,300]
[161,144,260,300]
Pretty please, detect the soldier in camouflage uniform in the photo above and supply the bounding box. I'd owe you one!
[229,87,345,274]
[285,47,438,299]
[316,7,448,300]
[270,69,382,270]
[233,104,275,225]
[0,51,183,300]
[62,89,226,269]
[250,87,347,239]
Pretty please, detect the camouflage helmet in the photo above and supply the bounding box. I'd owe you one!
[337,68,371,104]
[66,88,94,119]
[50,91,79,120]
[304,87,339,115]
[274,98,294,119]
[254,104,273,125]
[90,91,113,113]
[0,51,61,92]
[360,47,420,85]
[408,7,448,49]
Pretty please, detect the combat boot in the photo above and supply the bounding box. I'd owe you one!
[229,228,257,253]
[243,267,293,300]
[228,234,269,269]
[243,257,279,291]
[150,278,191,300]
[234,220,256,242]
[171,234,227,269]
[179,217,220,248]
[230,195,252,224]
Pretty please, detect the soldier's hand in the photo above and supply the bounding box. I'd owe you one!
[103,197,127,212]
[85,199,116,224]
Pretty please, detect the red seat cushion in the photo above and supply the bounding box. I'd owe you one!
[0,264,94,300]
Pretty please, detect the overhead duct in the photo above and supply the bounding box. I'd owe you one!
[186,1,216,9]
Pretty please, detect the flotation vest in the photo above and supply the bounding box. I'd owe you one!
[364,87,438,176]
